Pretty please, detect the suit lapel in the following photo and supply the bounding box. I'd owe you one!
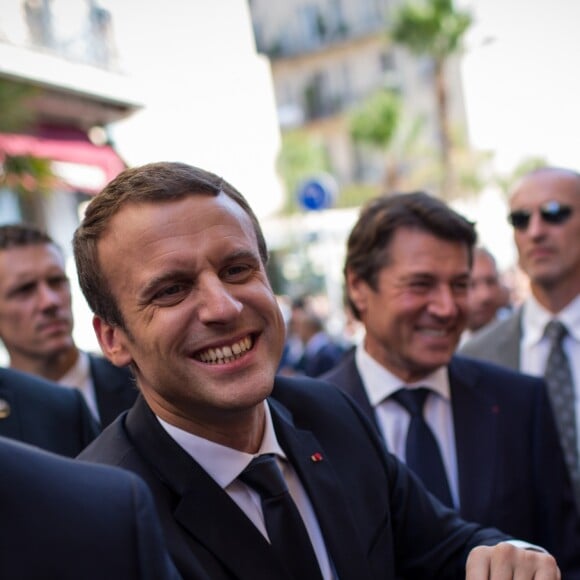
[90,355,136,425]
[125,398,289,580]
[329,352,378,429]
[490,311,522,370]
[448,357,499,522]
[269,398,373,580]
[0,386,20,438]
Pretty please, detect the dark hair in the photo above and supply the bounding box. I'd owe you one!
[345,191,477,319]
[73,161,269,327]
[0,223,55,250]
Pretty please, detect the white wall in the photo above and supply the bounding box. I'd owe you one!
[102,0,285,218]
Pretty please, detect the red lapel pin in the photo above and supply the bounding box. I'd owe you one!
[310,452,323,462]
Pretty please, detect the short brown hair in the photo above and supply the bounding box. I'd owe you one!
[0,223,54,250]
[345,191,477,319]
[73,162,269,327]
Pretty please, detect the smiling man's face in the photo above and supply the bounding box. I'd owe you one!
[347,227,470,383]
[94,192,286,431]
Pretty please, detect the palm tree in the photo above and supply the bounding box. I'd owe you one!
[276,129,332,214]
[390,0,472,196]
[349,90,424,193]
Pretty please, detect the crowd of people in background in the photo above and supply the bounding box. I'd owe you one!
[1,162,578,579]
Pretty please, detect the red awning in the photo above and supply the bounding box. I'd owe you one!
[0,125,126,193]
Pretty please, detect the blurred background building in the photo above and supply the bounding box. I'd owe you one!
[0,0,284,354]
[249,0,467,199]
[0,0,140,252]
[1,0,578,351]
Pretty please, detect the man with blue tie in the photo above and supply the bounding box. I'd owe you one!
[322,191,580,576]
[74,162,562,579]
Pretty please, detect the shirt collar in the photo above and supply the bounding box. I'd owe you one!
[157,401,286,489]
[58,349,90,387]
[355,342,450,407]
[523,293,580,346]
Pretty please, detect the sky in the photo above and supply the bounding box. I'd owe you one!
[460,0,580,173]
[3,0,578,356]
[452,0,580,269]
[100,0,580,274]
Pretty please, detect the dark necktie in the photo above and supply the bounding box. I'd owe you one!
[391,387,453,507]
[239,454,323,580]
[543,320,580,499]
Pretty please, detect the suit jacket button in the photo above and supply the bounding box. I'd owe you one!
[0,398,11,419]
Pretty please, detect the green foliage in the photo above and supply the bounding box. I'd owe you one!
[495,156,549,197]
[0,78,55,197]
[349,90,429,193]
[276,130,331,213]
[1,154,56,196]
[350,91,401,149]
[0,78,38,133]
[389,0,473,197]
[390,0,472,61]
[335,182,381,209]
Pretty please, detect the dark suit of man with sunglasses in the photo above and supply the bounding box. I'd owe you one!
[462,167,580,507]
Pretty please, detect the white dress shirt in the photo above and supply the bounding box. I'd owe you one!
[355,343,460,508]
[58,350,100,423]
[158,402,334,579]
[520,293,580,456]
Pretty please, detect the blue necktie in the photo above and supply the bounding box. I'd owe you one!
[391,387,453,507]
[239,454,323,580]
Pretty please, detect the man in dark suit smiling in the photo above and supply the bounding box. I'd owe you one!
[75,162,561,579]
[322,191,580,576]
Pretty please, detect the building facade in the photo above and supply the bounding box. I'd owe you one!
[248,0,467,197]
[0,0,141,251]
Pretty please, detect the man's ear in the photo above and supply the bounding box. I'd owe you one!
[345,268,369,319]
[93,316,133,367]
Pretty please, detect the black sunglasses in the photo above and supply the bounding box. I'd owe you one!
[507,201,573,230]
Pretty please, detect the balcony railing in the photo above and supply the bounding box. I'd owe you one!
[255,14,387,59]
[20,0,118,70]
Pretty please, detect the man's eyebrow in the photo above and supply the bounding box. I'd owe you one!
[138,269,190,300]
[221,248,260,262]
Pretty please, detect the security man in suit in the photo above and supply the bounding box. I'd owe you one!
[321,191,580,576]
[75,162,560,579]
[0,223,138,427]
[0,366,97,456]
[461,167,580,507]
[0,435,189,580]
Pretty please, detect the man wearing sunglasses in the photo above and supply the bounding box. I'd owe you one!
[461,166,580,508]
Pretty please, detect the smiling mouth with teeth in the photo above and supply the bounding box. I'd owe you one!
[195,336,254,364]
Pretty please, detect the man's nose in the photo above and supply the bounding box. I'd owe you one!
[197,276,243,323]
[525,210,549,238]
[37,282,62,310]
[428,286,459,318]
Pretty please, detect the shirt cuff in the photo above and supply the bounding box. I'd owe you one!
[504,539,547,553]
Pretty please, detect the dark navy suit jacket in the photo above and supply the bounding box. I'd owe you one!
[89,353,138,427]
[0,436,185,580]
[0,367,98,457]
[80,377,510,580]
[322,351,580,576]
[294,340,346,378]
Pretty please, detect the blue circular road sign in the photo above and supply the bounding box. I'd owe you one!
[297,175,337,211]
